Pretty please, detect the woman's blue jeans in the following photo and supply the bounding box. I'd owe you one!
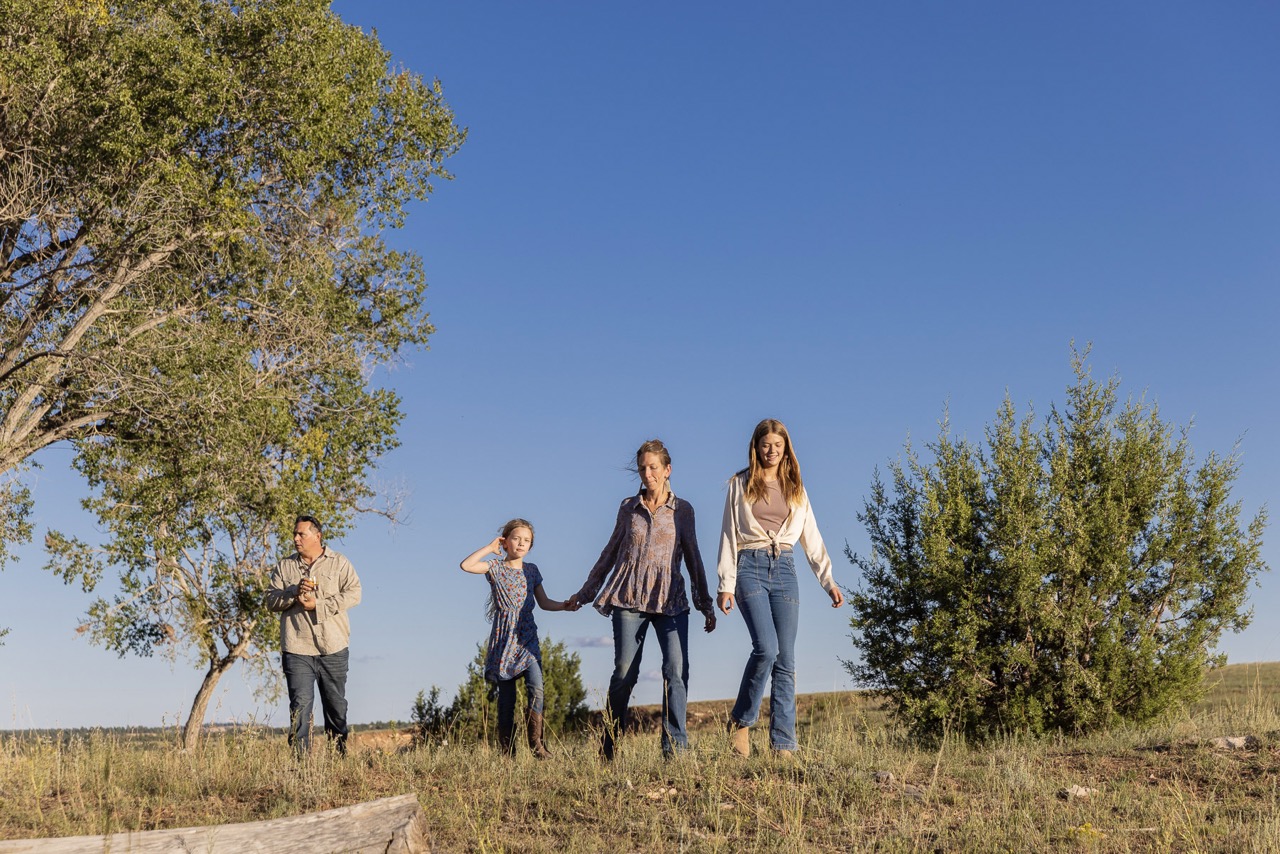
[730,547,800,750]
[604,608,690,757]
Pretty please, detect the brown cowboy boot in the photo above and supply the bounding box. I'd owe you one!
[526,710,551,759]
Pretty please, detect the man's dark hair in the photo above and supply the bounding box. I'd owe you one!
[294,514,324,537]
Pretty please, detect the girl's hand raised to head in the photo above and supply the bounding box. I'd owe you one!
[460,536,507,574]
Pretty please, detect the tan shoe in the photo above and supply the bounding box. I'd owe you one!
[773,749,794,759]
[729,722,750,757]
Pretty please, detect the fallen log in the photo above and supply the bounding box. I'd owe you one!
[0,793,430,853]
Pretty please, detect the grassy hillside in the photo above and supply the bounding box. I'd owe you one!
[1,662,1277,851]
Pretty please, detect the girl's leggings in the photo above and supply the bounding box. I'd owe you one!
[496,658,544,737]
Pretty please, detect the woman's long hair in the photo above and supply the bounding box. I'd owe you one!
[486,519,535,621]
[738,419,803,506]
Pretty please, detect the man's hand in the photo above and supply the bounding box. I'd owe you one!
[703,610,717,633]
[298,577,318,611]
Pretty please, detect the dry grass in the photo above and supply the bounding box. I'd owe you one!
[2,663,1278,852]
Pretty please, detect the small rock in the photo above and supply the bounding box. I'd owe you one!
[901,783,927,801]
[873,771,895,785]
[1209,735,1259,750]
[1059,785,1101,800]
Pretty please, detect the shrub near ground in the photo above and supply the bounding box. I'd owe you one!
[1,662,1277,852]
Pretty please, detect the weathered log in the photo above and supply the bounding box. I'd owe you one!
[0,793,430,853]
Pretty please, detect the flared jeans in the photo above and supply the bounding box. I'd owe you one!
[730,547,800,750]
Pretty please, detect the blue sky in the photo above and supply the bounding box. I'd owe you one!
[3,2,1277,729]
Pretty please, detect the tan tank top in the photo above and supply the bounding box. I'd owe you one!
[751,479,789,534]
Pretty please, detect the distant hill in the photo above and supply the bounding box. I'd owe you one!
[5,661,1275,736]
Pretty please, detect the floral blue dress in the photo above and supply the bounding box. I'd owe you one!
[484,560,543,682]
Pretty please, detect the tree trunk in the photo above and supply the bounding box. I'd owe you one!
[181,660,233,750]
[181,635,252,749]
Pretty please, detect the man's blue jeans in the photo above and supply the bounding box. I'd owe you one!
[282,648,350,755]
[730,548,800,750]
[605,608,690,757]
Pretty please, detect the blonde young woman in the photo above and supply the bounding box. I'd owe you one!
[717,419,843,757]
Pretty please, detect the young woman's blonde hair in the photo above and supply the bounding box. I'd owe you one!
[738,418,804,506]
[486,519,535,621]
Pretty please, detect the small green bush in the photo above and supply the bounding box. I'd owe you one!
[847,349,1268,740]
[415,637,589,745]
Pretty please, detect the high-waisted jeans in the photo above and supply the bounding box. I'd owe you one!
[730,547,800,750]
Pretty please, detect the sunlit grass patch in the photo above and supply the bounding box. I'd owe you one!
[1,661,1277,851]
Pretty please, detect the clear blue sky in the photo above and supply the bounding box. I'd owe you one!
[3,2,1277,729]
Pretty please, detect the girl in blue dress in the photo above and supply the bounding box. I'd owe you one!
[461,518,577,757]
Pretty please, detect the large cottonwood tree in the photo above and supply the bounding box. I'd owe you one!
[846,350,1268,740]
[1,0,463,552]
[2,0,463,734]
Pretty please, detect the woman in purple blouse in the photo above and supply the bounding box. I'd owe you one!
[568,439,717,759]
